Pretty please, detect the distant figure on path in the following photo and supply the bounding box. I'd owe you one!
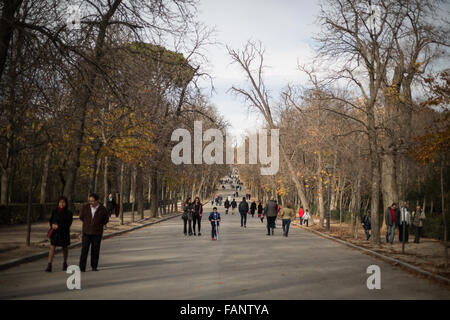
[303,209,310,227]
[298,206,305,225]
[250,200,256,218]
[399,201,410,243]
[79,193,109,272]
[412,205,426,243]
[231,198,237,215]
[278,202,295,237]
[106,193,115,217]
[45,196,73,272]
[361,210,371,240]
[224,198,230,214]
[264,199,278,235]
[257,201,264,222]
[182,197,193,236]
[239,197,249,228]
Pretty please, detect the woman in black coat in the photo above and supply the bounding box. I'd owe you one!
[45,196,73,272]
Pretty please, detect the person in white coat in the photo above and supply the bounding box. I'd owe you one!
[302,209,311,227]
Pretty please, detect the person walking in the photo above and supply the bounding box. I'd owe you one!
[278,202,296,237]
[211,197,214,205]
[303,209,311,227]
[45,196,73,272]
[399,201,410,243]
[239,197,249,228]
[106,193,115,217]
[209,207,221,240]
[257,201,264,222]
[361,210,372,240]
[192,196,203,236]
[412,205,426,243]
[224,198,230,214]
[264,199,278,235]
[298,206,305,225]
[79,193,109,272]
[182,197,194,236]
[231,198,237,215]
[250,200,256,218]
[385,203,400,244]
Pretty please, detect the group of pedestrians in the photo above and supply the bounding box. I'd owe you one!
[45,193,109,272]
[181,196,205,236]
[384,201,425,244]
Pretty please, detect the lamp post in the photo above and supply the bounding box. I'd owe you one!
[90,136,102,194]
[326,164,334,232]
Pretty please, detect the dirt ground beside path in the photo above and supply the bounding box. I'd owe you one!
[292,217,450,280]
[0,208,181,264]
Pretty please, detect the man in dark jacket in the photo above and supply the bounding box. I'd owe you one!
[361,210,371,240]
[385,203,400,244]
[264,199,278,235]
[231,198,237,215]
[250,201,256,218]
[79,193,109,271]
[239,197,249,228]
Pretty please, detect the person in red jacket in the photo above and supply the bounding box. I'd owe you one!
[298,206,305,225]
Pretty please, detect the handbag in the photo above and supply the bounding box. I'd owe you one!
[47,228,54,238]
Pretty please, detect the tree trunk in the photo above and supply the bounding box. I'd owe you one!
[39,150,50,204]
[441,158,448,268]
[317,151,325,227]
[136,165,144,220]
[26,150,36,246]
[103,155,108,205]
[119,162,124,225]
[150,170,159,218]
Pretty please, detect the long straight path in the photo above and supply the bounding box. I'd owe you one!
[0,181,448,299]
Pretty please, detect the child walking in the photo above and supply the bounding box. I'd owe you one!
[209,207,221,240]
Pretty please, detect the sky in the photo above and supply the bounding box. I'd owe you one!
[196,0,322,141]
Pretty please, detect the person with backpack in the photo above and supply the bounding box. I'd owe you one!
[250,200,257,218]
[361,210,372,240]
[278,202,296,237]
[239,197,249,228]
[224,198,230,214]
[209,207,221,240]
[231,198,237,215]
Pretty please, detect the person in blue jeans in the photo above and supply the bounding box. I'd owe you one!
[238,197,249,228]
[209,207,221,240]
[385,203,400,244]
[278,202,295,237]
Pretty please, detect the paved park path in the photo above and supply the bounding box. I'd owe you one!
[0,182,448,299]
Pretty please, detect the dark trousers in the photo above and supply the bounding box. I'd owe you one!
[300,217,303,225]
[267,216,276,234]
[240,212,247,226]
[364,228,371,240]
[398,223,409,242]
[414,226,422,243]
[79,233,102,270]
[282,219,291,236]
[193,214,201,233]
[303,219,308,226]
[183,218,192,234]
[211,222,218,239]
